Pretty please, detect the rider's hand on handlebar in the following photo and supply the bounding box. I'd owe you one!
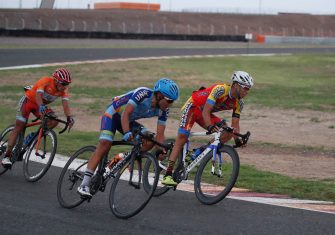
[233,138,246,148]
[38,104,47,115]
[207,124,220,134]
[122,131,133,141]
[67,116,75,130]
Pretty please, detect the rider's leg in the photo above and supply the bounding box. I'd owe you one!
[161,133,188,186]
[78,110,117,196]
[80,139,113,187]
[4,120,26,157]
[165,133,188,176]
[162,100,195,185]
[2,95,29,166]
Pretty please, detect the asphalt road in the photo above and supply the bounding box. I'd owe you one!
[0,164,334,235]
[1,47,335,68]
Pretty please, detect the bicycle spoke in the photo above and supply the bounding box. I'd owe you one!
[23,130,57,182]
[195,146,239,205]
[109,152,159,219]
[57,146,94,209]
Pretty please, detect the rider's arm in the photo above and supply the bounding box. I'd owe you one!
[61,99,72,117]
[202,102,214,129]
[121,104,135,133]
[35,92,44,107]
[155,124,165,145]
[231,117,240,139]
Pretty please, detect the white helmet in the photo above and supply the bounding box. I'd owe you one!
[231,71,254,88]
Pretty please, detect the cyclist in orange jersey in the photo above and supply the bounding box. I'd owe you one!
[1,68,75,168]
[161,71,254,186]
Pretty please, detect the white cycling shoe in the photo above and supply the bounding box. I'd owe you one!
[1,157,12,168]
[77,185,92,198]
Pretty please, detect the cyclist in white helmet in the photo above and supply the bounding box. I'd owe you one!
[162,71,254,186]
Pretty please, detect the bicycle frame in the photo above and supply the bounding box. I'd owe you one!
[183,131,220,177]
[160,122,250,182]
[98,141,134,179]
[17,114,68,161]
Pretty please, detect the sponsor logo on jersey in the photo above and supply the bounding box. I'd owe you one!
[213,86,225,99]
[180,102,192,127]
[134,90,149,102]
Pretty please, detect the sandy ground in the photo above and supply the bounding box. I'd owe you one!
[71,105,335,181]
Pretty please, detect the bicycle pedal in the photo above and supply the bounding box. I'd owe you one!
[2,164,12,170]
[80,195,92,201]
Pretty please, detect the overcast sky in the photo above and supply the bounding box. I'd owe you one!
[1,0,334,14]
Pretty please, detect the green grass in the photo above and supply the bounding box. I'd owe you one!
[237,165,335,202]
[0,54,334,202]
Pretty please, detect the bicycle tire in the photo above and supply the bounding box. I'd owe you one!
[142,139,175,197]
[0,125,23,176]
[23,129,57,182]
[109,152,159,219]
[57,145,95,208]
[194,145,240,205]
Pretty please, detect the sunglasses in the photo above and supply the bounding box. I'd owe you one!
[58,81,69,86]
[238,84,250,90]
[164,97,174,104]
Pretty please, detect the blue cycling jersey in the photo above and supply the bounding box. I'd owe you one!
[108,87,169,125]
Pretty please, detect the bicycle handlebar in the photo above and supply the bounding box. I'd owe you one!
[31,113,69,134]
[131,128,173,152]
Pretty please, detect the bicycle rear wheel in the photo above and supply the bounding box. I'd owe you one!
[109,152,159,219]
[57,145,95,208]
[194,145,240,205]
[0,125,23,176]
[23,129,57,182]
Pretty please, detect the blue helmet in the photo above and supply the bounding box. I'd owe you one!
[153,78,179,101]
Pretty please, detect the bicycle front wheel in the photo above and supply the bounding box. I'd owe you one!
[109,152,159,219]
[194,145,240,205]
[23,129,57,182]
[57,145,95,208]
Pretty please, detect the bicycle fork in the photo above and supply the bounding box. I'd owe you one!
[34,129,46,159]
[211,146,223,178]
[128,156,142,189]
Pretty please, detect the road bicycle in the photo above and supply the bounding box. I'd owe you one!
[57,128,161,219]
[143,119,250,205]
[0,113,69,182]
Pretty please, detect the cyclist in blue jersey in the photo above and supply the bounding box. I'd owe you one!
[77,78,180,197]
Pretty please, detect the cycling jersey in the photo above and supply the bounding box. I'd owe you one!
[16,77,68,122]
[191,83,243,118]
[25,77,69,104]
[178,83,244,136]
[100,87,169,142]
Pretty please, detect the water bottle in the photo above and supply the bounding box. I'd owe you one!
[191,145,208,161]
[24,132,36,145]
[107,152,127,169]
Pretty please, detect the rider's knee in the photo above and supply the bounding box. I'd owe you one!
[176,134,188,146]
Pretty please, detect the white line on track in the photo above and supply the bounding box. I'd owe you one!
[0,53,291,70]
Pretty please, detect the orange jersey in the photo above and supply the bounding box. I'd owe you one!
[25,77,69,105]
